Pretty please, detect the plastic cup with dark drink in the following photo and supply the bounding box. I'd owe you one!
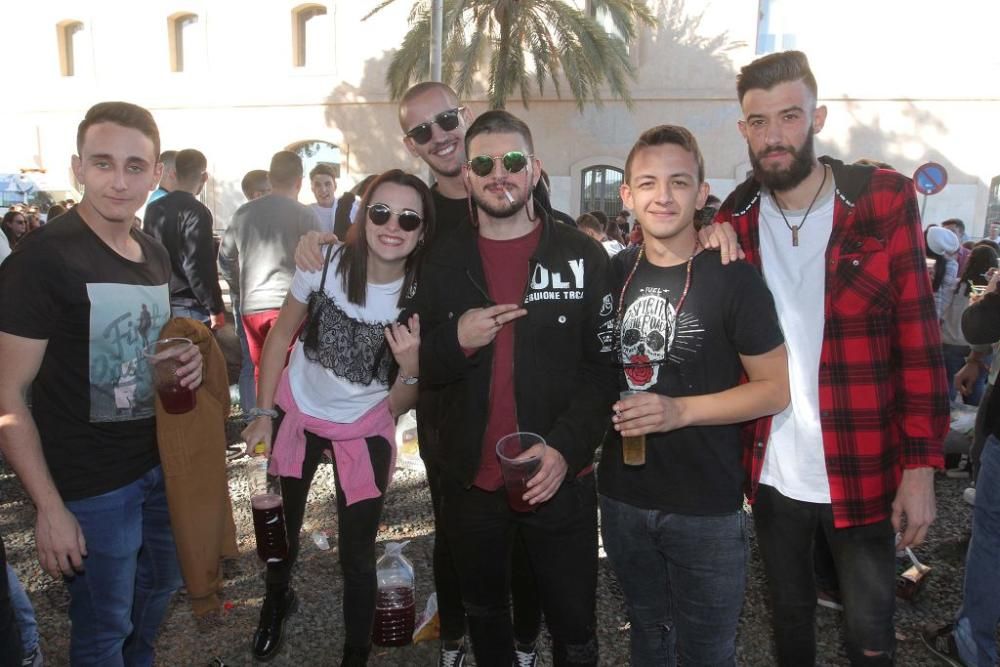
[496,432,546,512]
[619,390,646,466]
[144,337,196,414]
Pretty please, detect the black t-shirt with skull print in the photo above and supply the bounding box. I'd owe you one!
[598,249,784,514]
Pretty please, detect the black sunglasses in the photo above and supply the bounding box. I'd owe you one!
[467,151,533,177]
[404,107,465,145]
[367,203,423,232]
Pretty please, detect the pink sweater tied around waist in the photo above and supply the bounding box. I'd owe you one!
[268,369,397,506]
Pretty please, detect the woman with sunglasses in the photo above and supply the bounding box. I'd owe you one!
[242,169,435,666]
[1,211,28,250]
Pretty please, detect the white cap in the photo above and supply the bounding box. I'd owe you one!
[927,226,959,256]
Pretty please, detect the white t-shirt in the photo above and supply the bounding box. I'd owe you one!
[310,203,335,234]
[0,232,10,264]
[310,198,360,235]
[758,185,836,503]
[287,249,403,423]
[602,239,625,257]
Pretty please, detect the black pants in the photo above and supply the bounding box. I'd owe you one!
[0,535,22,667]
[426,462,542,645]
[265,426,392,651]
[442,474,599,667]
[754,484,896,666]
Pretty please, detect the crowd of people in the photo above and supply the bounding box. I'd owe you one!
[0,47,996,667]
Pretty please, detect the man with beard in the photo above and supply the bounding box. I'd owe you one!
[706,50,948,665]
[411,110,615,667]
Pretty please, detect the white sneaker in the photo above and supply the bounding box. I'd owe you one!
[964,487,976,507]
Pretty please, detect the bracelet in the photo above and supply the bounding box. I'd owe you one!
[247,407,278,419]
[398,374,419,385]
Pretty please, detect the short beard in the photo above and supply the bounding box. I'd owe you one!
[750,127,816,192]
[470,188,524,219]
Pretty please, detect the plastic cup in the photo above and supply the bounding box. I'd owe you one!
[619,390,646,466]
[496,432,546,512]
[144,337,196,414]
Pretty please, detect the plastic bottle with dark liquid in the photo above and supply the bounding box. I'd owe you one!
[372,541,415,647]
[249,444,289,564]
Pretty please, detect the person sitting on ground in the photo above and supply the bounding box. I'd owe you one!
[942,245,999,405]
[242,169,434,666]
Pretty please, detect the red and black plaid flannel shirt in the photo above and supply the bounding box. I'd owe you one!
[718,157,948,528]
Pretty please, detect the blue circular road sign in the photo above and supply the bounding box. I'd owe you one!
[913,162,948,195]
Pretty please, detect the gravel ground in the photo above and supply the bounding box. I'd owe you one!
[0,418,982,666]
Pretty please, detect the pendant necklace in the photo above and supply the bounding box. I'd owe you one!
[771,165,827,247]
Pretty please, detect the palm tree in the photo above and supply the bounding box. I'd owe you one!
[364,0,657,111]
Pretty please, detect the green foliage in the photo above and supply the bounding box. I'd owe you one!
[365,0,658,111]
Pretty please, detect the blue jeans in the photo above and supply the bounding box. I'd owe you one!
[5,565,37,656]
[230,294,256,412]
[64,465,182,667]
[599,495,748,666]
[955,434,1000,667]
[944,344,988,406]
[171,303,210,325]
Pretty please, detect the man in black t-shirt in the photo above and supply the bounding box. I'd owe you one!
[0,102,202,666]
[599,125,789,665]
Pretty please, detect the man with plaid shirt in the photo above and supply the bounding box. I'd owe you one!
[707,51,948,665]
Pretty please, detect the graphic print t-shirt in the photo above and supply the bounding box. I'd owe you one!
[0,209,171,501]
[597,250,784,514]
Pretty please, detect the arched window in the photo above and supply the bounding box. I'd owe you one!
[288,140,342,181]
[56,20,85,77]
[580,165,624,218]
[292,4,328,68]
[168,12,203,73]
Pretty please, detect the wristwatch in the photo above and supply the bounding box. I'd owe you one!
[398,374,419,385]
[247,407,279,419]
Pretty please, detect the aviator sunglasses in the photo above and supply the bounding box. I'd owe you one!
[404,107,466,145]
[467,151,534,177]
[367,203,423,232]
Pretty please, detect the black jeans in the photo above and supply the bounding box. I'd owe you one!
[426,462,542,645]
[753,484,896,666]
[0,535,22,667]
[442,473,599,667]
[265,425,392,651]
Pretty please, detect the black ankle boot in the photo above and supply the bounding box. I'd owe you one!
[340,644,370,666]
[251,587,298,661]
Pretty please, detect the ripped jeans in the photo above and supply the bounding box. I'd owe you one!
[442,474,599,667]
[600,495,747,667]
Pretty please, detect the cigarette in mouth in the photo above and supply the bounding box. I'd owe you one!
[504,189,514,203]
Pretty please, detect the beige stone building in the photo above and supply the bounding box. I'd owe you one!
[1,1,997,233]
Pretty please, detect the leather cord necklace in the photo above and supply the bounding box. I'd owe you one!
[771,164,828,247]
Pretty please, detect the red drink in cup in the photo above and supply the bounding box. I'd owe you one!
[144,337,196,414]
[496,432,546,512]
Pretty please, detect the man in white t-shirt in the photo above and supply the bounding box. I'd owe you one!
[706,50,948,665]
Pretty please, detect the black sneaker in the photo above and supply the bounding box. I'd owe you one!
[513,644,538,667]
[921,623,968,666]
[439,642,467,667]
[251,587,298,661]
